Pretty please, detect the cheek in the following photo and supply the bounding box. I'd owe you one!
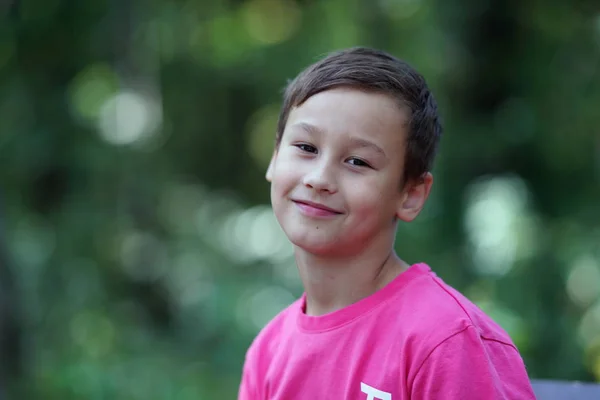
[271,165,299,212]
[272,160,301,192]
[349,186,397,220]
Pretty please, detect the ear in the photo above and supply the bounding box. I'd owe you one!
[265,149,278,182]
[396,172,433,222]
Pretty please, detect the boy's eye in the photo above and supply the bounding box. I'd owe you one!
[347,157,371,168]
[295,144,317,153]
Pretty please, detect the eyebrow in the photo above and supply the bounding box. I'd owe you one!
[291,122,388,158]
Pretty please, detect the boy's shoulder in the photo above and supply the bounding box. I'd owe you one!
[387,263,516,349]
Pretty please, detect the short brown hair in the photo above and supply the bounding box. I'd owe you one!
[275,47,442,184]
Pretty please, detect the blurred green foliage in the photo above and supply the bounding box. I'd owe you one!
[1,0,600,398]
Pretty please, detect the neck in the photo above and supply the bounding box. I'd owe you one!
[295,238,410,317]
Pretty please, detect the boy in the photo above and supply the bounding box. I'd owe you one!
[239,47,535,399]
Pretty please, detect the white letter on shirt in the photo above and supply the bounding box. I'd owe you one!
[361,382,391,400]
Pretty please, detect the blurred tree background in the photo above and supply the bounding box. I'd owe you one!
[1,0,600,398]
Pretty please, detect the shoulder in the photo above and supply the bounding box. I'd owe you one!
[393,265,533,397]
[376,263,520,376]
[395,264,516,348]
[410,325,535,398]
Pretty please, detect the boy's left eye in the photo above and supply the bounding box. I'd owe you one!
[347,158,371,168]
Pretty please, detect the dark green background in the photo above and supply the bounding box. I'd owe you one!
[1,0,599,398]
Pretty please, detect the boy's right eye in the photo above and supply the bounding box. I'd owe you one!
[295,144,317,153]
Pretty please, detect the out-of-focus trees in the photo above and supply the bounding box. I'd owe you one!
[1,0,599,398]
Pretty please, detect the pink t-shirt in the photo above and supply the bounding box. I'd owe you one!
[239,263,536,399]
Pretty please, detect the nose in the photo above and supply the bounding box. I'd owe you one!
[302,161,338,194]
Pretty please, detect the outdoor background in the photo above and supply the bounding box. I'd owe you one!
[1,0,600,398]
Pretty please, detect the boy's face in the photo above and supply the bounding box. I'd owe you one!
[267,87,431,257]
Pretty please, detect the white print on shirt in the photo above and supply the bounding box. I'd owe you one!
[360,382,391,400]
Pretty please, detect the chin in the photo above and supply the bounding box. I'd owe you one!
[285,229,336,255]
[294,242,338,257]
[288,231,363,258]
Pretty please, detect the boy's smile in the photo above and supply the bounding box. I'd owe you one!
[291,199,344,218]
[267,87,412,257]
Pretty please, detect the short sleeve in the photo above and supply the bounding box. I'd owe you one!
[410,326,536,400]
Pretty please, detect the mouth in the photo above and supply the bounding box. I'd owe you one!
[292,200,343,216]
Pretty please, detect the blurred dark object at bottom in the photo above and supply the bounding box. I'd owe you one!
[532,379,600,399]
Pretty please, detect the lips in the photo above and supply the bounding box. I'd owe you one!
[292,199,343,217]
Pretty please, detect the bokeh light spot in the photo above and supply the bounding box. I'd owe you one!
[218,205,292,264]
[379,0,423,20]
[204,13,253,67]
[242,0,301,45]
[247,104,280,170]
[566,254,600,308]
[70,312,116,358]
[97,90,162,146]
[68,64,119,121]
[464,175,537,276]
[579,301,600,346]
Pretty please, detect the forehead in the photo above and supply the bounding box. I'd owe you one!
[286,88,409,147]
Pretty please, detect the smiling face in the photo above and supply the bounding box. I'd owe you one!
[268,87,428,257]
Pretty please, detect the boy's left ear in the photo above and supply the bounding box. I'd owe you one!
[396,172,433,222]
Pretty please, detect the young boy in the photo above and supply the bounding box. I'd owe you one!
[239,47,536,399]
